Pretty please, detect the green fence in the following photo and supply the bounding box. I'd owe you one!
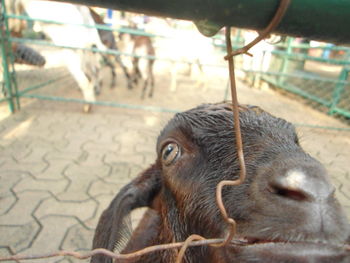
[216,32,350,121]
[259,39,350,119]
[1,1,350,123]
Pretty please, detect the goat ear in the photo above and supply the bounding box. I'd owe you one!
[91,163,161,263]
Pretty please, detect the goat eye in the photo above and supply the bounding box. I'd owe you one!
[162,143,180,166]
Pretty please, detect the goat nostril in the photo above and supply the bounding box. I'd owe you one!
[269,183,308,201]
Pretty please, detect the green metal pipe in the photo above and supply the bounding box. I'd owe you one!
[5,14,162,38]
[10,37,228,67]
[18,74,71,95]
[329,67,349,115]
[244,70,350,85]
[331,107,350,119]
[0,0,15,112]
[271,50,350,65]
[261,76,332,107]
[21,94,180,113]
[277,37,293,86]
[55,0,350,44]
[1,0,22,111]
[0,40,14,112]
[294,123,350,132]
[274,43,350,51]
[11,12,350,50]
[20,94,350,131]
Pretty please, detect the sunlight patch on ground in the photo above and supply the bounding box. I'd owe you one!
[0,104,11,122]
[144,115,160,127]
[3,116,34,140]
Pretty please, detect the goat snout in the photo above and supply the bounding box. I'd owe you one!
[268,167,334,203]
[251,154,349,243]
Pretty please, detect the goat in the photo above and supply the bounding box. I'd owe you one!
[88,8,133,90]
[80,44,103,98]
[91,102,350,262]
[119,25,156,99]
[148,19,212,92]
[20,1,113,112]
[130,35,156,99]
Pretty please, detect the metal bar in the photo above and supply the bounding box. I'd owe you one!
[331,107,350,119]
[3,0,21,110]
[53,0,350,44]
[209,42,350,52]
[271,50,350,65]
[277,37,293,85]
[274,43,350,51]
[0,40,14,112]
[20,94,180,113]
[329,67,349,115]
[17,75,71,95]
[9,37,228,67]
[244,70,350,84]
[6,13,244,48]
[20,94,350,131]
[294,123,350,132]
[262,76,332,107]
[0,0,15,112]
[5,14,163,38]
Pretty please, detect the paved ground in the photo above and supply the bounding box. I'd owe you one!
[0,63,349,263]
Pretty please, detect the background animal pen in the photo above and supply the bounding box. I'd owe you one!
[1,2,350,123]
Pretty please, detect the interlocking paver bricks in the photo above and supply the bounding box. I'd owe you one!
[0,191,51,225]
[14,177,68,195]
[104,151,145,167]
[0,193,17,215]
[55,163,110,201]
[84,194,116,229]
[61,224,94,251]
[0,221,40,253]
[35,198,97,222]
[88,179,121,198]
[0,171,27,196]
[20,215,77,255]
[33,159,70,180]
[1,160,49,175]
[0,141,32,162]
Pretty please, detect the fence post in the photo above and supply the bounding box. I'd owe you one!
[0,0,20,113]
[329,66,349,115]
[277,37,293,87]
[0,0,14,113]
